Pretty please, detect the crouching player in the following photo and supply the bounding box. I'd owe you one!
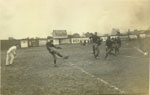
[46,40,68,67]
[6,44,19,66]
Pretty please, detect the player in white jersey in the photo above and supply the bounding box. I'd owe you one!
[6,44,19,66]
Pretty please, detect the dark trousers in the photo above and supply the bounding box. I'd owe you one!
[93,43,100,58]
[105,47,113,58]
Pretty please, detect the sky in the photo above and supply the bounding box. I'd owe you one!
[0,0,150,39]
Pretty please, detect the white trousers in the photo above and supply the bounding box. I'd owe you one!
[6,53,15,65]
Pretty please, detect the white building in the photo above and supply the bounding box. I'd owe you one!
[39,38,47,46]
[20,39,28,48]
[71,37,90,44]
[52,30,70,45]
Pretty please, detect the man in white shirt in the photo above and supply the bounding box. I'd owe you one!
[6,44,19,65]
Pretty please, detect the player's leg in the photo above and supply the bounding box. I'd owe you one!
[118,44,121,54]
[94,44,99,58]
[51,53,57,67]
[105,48,109,59]
[108,46,116,56]
[97,46,100,57]
[111,44,115,54]
[105,48,112,59]
[50,47,63,58]
[6,53,10,65]
[9,53,15,65]
[114,47,116,55]
[115,47,118,55]
[55,51,68,59]
[116,45,119,54]
[53,49,69,59]
[118,47,120,54]
[105,51,109,59]
[114,44,117,55]
[51,48,63,58]
[55,52,63,57]
[93,44,95,54]
[105,46,108,58]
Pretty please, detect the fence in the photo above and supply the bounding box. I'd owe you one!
[1,34,149,50]
[1,40,21,50]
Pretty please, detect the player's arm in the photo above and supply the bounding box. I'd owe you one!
[52,44,62,49]
[55,46,62,49]
[12,50,16,56]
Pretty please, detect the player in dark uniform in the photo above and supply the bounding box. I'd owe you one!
[105,36,114,59]
[111,38,118,55]
[115,36,121,54]
[83,40,86,46]
[90,32,102,58]
[113,38,118,55]
[46,40,68,67]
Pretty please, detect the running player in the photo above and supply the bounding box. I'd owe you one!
[105,36,114,59]
[111,37,118,55]
[115,36,121,54]
[46,40,68,67]
[89,32,102,58]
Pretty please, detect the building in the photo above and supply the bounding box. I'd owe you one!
[20,39,28,48]
[52,30,70,45]
[1,40,21,50]
[38,38,48,46]
[71,37,90,44]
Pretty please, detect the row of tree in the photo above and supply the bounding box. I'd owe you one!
[9,29,149,40]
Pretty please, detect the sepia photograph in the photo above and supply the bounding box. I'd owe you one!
[0,0,150,95]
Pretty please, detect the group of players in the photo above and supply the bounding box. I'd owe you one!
[5,32,121,67]
[89,32,121,59]
[46,32,121,67]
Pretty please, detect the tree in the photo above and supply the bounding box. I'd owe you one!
[72,33,80,38]
[84,32,92,37]
[8,37,15,40]
[103,34,109,36]
[116,31,121,36]
[47,36,53,39]
[111,28,120,35]
[68,35,73,38]
[35,37,40,39]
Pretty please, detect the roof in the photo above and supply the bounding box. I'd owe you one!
[52,30,67,38]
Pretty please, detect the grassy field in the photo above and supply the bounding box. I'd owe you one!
[1,40,149,95]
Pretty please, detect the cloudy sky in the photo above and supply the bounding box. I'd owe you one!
[0,0,150,39]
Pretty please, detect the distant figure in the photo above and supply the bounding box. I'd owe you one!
[6,44,19,66]
[105,36,114,59]
[115,37,121,54]
[46,40,68,67]
[112,37,120,55]
[137,34,143,51]
[89,32,102,58]
[83,40,86,46]
[80,40,82,45]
